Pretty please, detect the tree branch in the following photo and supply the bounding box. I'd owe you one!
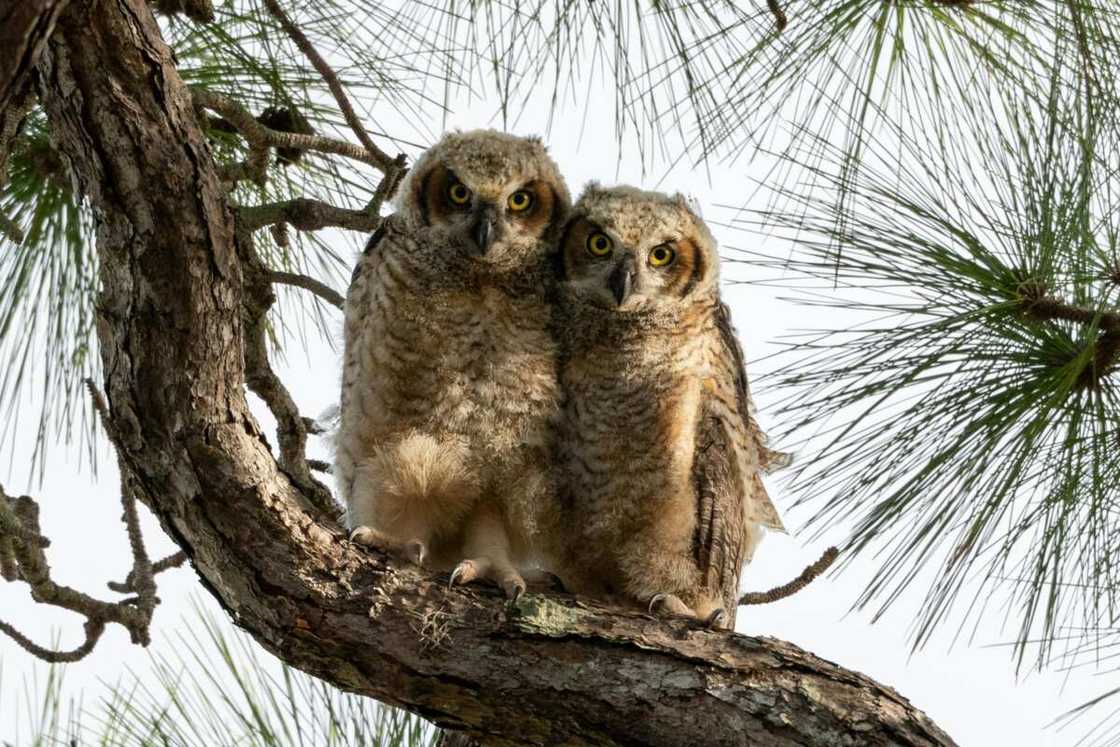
[765,0,787,33]
[0,618,104,663]
[0,484,157,657]
[30,1,958,743]
[260,0,395,172]
[237,197,380,233]
[0,0,69,114]
[1018,283,1120,388]
[108,550,187,593]
[268,270,344,310]
[238,229,340,519]
[192,88,386,169]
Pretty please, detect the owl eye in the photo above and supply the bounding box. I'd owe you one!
[447,182,472,206]
[586,233,613,257]
[649,244,676,267]
[507,190,534,212]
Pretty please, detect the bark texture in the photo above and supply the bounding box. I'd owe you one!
[31,1,957,744]
[0,0,68,114]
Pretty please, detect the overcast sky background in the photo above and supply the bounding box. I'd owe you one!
[2,16,1115,745]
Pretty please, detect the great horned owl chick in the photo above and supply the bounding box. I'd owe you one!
[336,130,570,598]
[550,184,786,628]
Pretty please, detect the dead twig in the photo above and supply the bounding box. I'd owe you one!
[740,547,838,605]
[108,550,187,593]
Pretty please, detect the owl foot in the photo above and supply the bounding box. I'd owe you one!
[648,592,694,618]
[349,525,427,566]
[704,608,728,629]
[448,557,526,601]
[649,593,726,628]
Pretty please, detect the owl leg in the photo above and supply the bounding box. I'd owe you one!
[448,502,526,600]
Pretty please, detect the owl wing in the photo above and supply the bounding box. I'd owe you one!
[337,220,390,501]
[340,220,388,407]
[692,302,786,616]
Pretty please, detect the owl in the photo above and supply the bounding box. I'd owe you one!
[549,184,786,628]
[336,130,570,598]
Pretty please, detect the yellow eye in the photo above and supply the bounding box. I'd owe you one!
[508,191,533,212]
[586,232,613,257]
[649,244,676,267]
[448,183,472,206]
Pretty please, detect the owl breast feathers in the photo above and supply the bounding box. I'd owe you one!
[335,129,570,599]
[547,183,786,628]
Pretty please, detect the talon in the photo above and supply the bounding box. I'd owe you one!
[448,565,465,589]
[449,559,477,589]
[705,608,726,629]
[505,579,526,602]
[406,539,427,566]
[649,593,667,614]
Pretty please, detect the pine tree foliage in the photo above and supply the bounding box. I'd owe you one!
[725,0,1120,684]
[1,605,436,746]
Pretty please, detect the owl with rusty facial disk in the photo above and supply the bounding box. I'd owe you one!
[548,183,786,628]
[336,130,570,598]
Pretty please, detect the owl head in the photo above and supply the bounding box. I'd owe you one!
[559,184,719,313]
[396,130,571,271]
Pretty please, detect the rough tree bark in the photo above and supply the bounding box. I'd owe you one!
[0,0,68,114]
[25,1,957,744]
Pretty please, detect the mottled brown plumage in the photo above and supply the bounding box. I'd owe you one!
[336,130,570,597]
[549,184,785,628]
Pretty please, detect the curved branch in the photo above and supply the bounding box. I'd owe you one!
[33,1,958,744]
[268,270,344,310]
[0,618,104,663]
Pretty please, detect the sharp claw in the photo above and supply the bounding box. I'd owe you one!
[448,565,464,589]
[507,583,525,603]
[348,527,363,543]
[407,540,426,566]
[648,593,667,614]
[706,608,726,629]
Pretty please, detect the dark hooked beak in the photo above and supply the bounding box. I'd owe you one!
[608,255,637,307]
[470,204,498,256]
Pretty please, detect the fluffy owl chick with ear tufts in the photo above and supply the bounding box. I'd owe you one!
[336,130,570,598]
[550,184,787,628]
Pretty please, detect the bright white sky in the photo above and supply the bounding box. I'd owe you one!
[1,21,1113,746]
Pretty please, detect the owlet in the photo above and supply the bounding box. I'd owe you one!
[336,130,570,598]
[550,184,786,628]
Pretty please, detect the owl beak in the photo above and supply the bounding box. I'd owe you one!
[470,204,497,256]
[608,256,636,307]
